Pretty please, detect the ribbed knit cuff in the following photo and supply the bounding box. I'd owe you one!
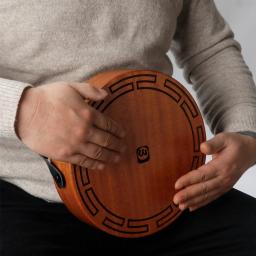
[215,105,256,134]
[0,78,32,139]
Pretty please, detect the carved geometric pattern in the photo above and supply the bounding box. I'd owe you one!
[74,71,205,236]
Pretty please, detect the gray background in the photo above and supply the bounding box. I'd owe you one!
[167,0,256,197]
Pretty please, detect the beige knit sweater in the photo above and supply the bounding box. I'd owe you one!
[1,0,256,202]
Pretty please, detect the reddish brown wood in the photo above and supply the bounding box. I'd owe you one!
[52,69,206,238]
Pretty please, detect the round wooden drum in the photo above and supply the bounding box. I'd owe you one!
[50,69,206,238]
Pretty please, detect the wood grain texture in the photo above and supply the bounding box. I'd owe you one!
[52,69,206,238]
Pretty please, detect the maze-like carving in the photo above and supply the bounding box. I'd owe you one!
[74,71,205,236]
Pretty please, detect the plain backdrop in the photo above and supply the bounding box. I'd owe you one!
[167,0,256,198]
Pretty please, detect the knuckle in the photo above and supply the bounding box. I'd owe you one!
[200,172,206,182]
[103,133,112,147]
[77,155,90,167]
[82,108,94,123]
[73,125,86,141]
[202,183,208,194]
[93,147,104,160]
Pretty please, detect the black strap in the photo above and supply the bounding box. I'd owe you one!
[40,155,66,188]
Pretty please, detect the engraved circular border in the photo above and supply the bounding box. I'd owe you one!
[74,71,206,236]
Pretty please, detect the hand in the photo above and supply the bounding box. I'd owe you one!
[173,132,256,212]
[15,81,127,170]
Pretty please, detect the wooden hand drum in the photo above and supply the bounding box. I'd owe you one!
[49,69,206,238]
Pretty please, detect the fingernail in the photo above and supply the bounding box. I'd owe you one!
[179,204,186,211]
[173,197,179,205]
[98,163,105,170]
[114,155,120,163]
[100,89,108,96]
[189,207,197,212]
[175,182,182,190]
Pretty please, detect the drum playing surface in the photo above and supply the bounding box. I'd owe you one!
[52,69,206,238]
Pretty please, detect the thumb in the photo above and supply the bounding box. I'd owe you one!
[70,82,108,101]
[200,134,226,155]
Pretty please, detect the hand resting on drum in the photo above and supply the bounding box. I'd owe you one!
[173,132,256,212]
[15,81,127,170]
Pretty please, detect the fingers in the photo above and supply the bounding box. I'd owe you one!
[70,82,108,101]
[77,142,121,163]
[87,126,126,153]
[181,189,221,211]
[68,140,125,170]
[53,82,126,167]
[200,133,226,155]
[175,163,218,190]
[172,132,245,212]
[173,158,223,211]
[173,176,221,206]
[91,109,126,139]
[188,187,230,212]
[68,153,105,170]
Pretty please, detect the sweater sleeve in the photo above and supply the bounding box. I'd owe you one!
[0,77,32,139]
[170,0,256,135]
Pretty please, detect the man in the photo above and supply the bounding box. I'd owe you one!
[1,0,256,255]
